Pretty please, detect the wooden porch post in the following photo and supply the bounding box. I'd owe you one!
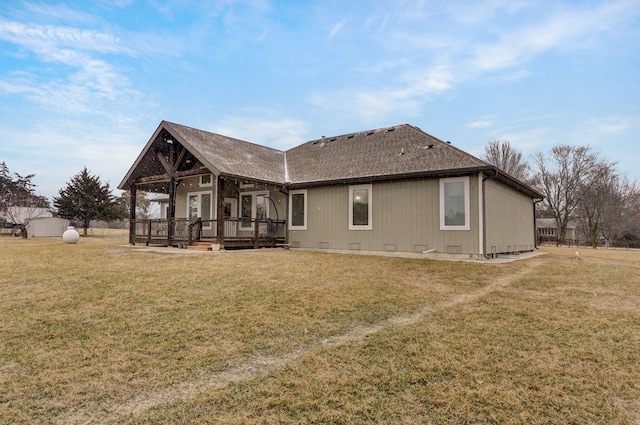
[129,184,137,245]
[216,175,225,246]
[167,176,175,247]
[166,141,176,247]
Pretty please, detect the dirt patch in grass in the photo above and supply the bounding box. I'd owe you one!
[1,240,639,424]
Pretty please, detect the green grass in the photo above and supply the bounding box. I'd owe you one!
[1,235,639,424]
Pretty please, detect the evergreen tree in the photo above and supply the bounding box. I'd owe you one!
[54,167,125,236]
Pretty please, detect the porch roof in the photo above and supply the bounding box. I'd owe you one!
[118,121,285,191]
[163,121,286,184]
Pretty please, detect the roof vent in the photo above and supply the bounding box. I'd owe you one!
[367,131,374,136]
[330,137,336,141]
[347,134,355,139]
[424,144,434,149]
[446,141,451,144]
[398,148,405,156]
[387,127,395,132]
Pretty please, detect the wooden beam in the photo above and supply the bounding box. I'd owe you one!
[156,150,174,176]
[135,169,211,186]
[167,176,175,247]
[174,147,187,172]
[129,185,137,245]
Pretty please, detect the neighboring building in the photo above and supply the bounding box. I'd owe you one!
[119,121,543,258]
[536,218,578,245]
[0,207,52,225]
[27,217,70,237]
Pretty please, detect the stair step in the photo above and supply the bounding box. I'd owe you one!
[186,244,211,251]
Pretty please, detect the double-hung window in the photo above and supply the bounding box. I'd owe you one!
[349,184,372,230]
[289,190,307,230]
[440,177,470,230]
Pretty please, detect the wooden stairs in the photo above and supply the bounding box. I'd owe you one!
[186,239,216,251]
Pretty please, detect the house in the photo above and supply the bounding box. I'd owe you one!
[119,121,543,258]
[536,218,578,245]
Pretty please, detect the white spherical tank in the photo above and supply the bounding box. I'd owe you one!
[62,226,80,244]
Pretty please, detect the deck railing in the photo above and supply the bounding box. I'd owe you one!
[130,217,286,248]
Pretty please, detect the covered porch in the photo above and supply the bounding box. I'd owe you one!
[120,122,288,250]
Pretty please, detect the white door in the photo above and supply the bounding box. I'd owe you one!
[187,191,212,229]
[239,192,268,232]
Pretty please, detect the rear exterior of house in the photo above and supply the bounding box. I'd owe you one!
[119,121,542,258]
[287,174,536,258]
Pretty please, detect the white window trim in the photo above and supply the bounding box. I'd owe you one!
[349,184,373,231]
[440,177,470,231]
[288,189,307,230]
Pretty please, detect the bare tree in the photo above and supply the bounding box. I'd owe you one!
[612,180,640,247]
[482,140,529,182]
[532,145,598,246]
[578,160,618,248]
[119,190,153,220]
[0,162,50,237]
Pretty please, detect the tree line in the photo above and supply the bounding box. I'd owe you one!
[484,141,640,248]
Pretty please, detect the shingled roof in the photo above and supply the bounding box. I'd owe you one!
[285,124,490,186]
[119,121,542,198]
[163,121,285,183]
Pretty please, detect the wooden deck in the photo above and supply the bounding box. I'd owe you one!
[130,218,286,250]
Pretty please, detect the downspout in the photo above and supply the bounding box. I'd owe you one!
[481,169,499,259]
[533,198,544,249]
[478,173,484,258]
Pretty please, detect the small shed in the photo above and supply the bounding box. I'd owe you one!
[27,217,70,237]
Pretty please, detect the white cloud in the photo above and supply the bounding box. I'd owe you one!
[0,17,145,116]
[467,120,493,129]
[23,2,97,24]
[471,1,640,72]
[0,18,130,55]
[209,110,309,150]
[310,64,454,122]
[329,19,346,39]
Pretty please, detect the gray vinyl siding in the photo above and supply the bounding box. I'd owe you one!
[484,179,535,254]
[288,177,481,254]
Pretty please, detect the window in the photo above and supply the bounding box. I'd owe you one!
[200,174,212,187]
[349,184,372,230]
[440,177,470,230]
[289,190,307,230]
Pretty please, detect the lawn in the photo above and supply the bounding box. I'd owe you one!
[1,233,639,424]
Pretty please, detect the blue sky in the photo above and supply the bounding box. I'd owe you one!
[1,0,638,200]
